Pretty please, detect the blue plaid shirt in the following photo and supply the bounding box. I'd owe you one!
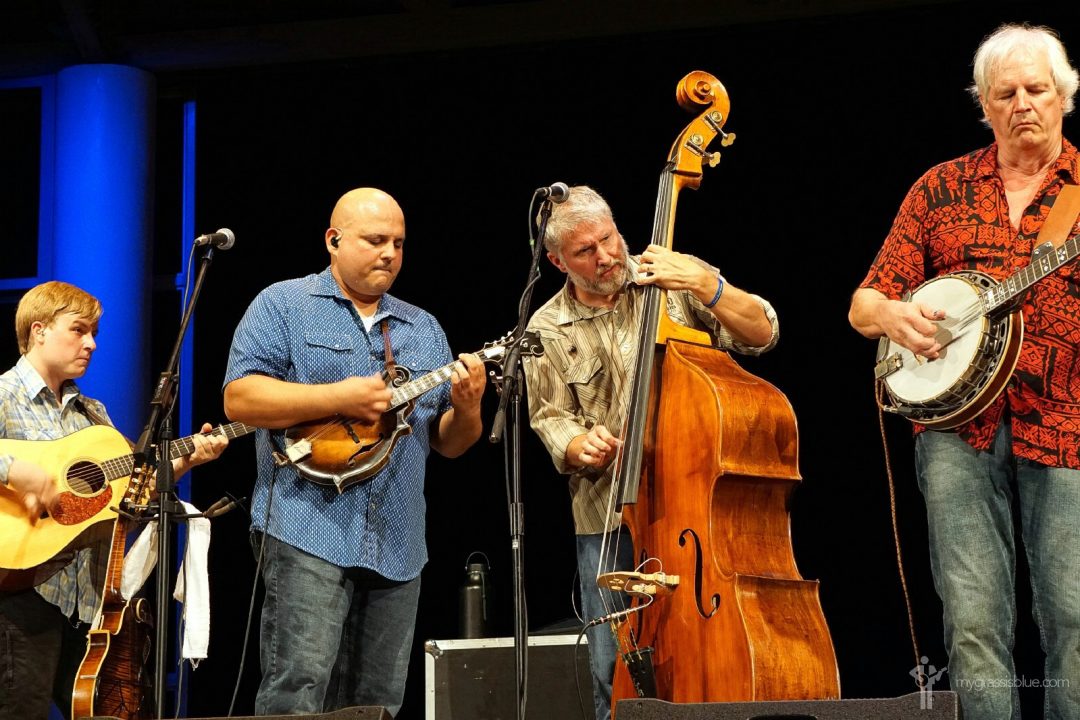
[223,268,453,581]
[0,355,112,623]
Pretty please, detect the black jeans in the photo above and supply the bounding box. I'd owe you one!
[0,589,87,720]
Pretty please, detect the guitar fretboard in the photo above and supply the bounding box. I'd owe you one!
[102,422,256,482]
[983,235,1080,312]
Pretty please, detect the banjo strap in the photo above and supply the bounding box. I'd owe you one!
[1035,183,1080,254]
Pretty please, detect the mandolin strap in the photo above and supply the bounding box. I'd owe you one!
[1037,183,1080,253]
[380,319,396,375]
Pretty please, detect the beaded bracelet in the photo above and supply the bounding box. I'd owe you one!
[704,271,726,308]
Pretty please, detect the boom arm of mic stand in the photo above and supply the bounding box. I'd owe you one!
[489,200,553,444]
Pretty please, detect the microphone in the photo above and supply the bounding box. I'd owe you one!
[194,228,236,250]
[536,182,570,204]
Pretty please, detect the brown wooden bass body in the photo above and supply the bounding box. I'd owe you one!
[613,341,839,703]
[608,71,839,708]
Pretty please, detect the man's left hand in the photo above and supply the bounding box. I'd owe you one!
[449,353,487,409]
[173,422,229,477]
[635,244,714,296]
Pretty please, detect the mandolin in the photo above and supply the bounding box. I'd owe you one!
[283,331,542,492]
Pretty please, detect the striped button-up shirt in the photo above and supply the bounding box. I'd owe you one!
[522,258,779,534]
[0,355,112,623]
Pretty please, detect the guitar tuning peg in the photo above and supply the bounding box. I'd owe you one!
[719,129,736,147]
[706,152,722,168]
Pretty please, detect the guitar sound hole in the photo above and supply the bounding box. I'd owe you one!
[66,461,107,495]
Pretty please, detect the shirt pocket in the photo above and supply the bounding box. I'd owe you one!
[302,332,358,382]
[565,354,607,427]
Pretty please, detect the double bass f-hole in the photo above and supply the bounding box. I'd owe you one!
[679,528,721,619]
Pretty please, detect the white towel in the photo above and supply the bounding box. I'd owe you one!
[120,500,211,664]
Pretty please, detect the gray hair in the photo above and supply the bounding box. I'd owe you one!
[969,23,1079,124]
[540,185,614,254]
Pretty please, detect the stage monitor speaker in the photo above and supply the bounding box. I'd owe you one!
[615,691,960,720]
[85,706,391,720]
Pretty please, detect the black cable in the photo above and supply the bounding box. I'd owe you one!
[227,463,278,716]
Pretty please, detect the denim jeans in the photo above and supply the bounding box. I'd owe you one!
[915,424,1080,720]
[251,532,420,717]
[576,526,635,720]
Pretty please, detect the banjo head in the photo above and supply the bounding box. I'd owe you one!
[882,274,989,404]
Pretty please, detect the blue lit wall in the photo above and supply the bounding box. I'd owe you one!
[52,65,155,437]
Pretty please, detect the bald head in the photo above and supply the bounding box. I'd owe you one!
[326,187,407,305]
[330,188,403,231]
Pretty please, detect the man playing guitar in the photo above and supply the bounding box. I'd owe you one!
[0,281,227,720]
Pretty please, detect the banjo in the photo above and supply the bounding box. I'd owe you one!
[875,232,1079,429]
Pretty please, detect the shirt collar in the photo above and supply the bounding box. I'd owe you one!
[311,266,415,326]
[14,354,82,408]
[966,139,1080,184]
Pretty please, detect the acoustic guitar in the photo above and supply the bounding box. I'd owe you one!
[283,331,542,492]
[0,422,254,586]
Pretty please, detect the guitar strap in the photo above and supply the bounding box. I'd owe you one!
[75,397,112,429]
[1036,183,1080,253]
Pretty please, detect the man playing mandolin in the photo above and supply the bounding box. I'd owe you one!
[0,280,228,719]
[849,24,1080,719]
[223,187,486,716]
[522,185,778,720]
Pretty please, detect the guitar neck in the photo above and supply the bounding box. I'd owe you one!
[984,234,1080,312]
[105,422,256,481]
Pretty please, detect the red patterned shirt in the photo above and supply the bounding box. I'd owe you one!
[860,140,1080,468]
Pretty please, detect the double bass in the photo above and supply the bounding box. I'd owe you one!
[601,71,840,707]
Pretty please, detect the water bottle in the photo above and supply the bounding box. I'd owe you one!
[459,552,491,638]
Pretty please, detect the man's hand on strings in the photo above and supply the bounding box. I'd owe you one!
[635,245,713,295]
[172,422,229,478]
[449,353,487,411]
[878,299,946,360]
[567,424,621,469]
[6,459,59,521]
[337,373,393,423]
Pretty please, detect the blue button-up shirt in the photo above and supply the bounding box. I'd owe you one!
[223,268,452,580]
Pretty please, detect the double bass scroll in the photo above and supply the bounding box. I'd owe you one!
[606,71,840,708]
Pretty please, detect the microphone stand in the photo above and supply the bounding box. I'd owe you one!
[130,242,220,719]
[489,194,554,720]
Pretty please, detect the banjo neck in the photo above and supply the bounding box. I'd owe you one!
[982,233,1080,314]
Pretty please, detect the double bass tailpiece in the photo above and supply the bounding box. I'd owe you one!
[598,570,679,597]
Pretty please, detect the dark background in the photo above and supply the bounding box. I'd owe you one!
[4,0,1079,717]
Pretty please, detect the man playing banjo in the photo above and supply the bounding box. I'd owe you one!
[849,23,1080,720]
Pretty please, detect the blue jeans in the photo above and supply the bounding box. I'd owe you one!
[576,527,635,720]
[251,532,420,717]
[915,424,1080,720]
